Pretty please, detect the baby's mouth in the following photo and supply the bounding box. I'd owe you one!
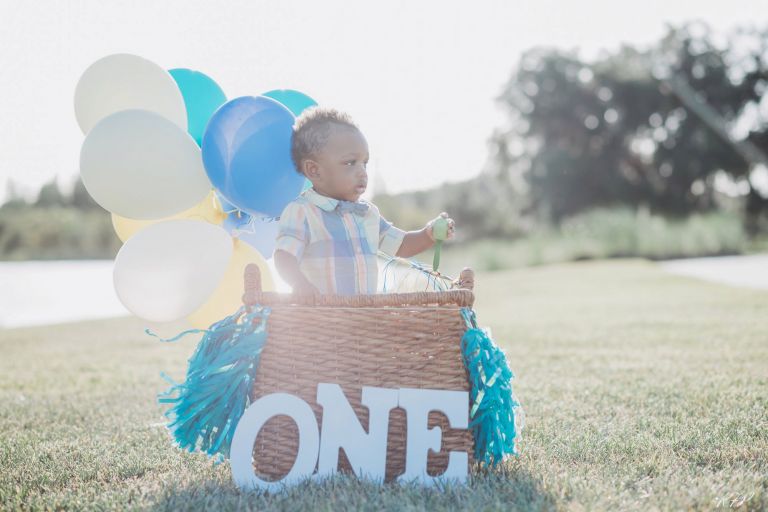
[355,183,367,193]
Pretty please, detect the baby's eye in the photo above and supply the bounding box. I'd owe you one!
[344,160,368,169]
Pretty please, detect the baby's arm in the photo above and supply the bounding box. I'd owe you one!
[395,212,455,258]
[273,202,319,295]
[274,250,319,295]
[396,229,435,258]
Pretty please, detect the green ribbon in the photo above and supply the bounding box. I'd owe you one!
[431,217,449,271]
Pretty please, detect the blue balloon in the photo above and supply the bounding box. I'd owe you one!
[224,210,279,259]
[262,89,317,117]
[202,96,303,217]
[169,68,227,146]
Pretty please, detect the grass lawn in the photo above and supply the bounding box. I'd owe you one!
[0,259,766,510]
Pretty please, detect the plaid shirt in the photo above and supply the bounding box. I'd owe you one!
[273,187,406,295]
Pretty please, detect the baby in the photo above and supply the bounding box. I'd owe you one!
[273,107,455,296]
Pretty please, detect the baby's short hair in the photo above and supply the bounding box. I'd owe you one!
[290,107,359,174]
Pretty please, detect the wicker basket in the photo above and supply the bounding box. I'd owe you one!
[241,264,477,482]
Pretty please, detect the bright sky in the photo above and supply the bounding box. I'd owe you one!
[0,0,764,204]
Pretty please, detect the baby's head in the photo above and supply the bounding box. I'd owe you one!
[291,107,369,202]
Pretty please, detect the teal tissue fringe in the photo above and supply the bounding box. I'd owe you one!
[146,304,272,462]
[460,306,522,466]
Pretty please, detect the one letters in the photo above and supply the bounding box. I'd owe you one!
[230,384,469,491]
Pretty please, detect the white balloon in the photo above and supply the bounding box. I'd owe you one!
[113,220,233,323]
[74,53,187,134]
[80,109,211,219]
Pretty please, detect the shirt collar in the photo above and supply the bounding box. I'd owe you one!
[302,187,368,213]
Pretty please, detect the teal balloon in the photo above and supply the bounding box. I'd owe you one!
[262,89,317,116]
[169,68,227,146]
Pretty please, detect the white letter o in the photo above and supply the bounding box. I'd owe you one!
[230,393,319,492]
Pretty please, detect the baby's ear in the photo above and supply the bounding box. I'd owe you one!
[303,159,320,178]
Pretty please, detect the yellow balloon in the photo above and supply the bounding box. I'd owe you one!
[187,238,275,329]
[111,189,226,242]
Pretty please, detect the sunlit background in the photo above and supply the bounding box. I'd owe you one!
[2,4,767,510]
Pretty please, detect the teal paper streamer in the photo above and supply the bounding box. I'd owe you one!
[148,304,272,461]
[460,307,523,466]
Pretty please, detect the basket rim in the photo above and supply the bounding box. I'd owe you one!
[244,289,475,308]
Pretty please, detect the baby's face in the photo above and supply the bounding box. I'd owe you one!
[307,126,369,202]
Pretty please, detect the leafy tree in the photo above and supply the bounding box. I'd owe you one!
[34,178,67,208]
[2,179,28,209]
[69,175,101,210]
[492,22,768,227]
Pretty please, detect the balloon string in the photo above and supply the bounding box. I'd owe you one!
[231,215,257,237]
[377,252,455,292]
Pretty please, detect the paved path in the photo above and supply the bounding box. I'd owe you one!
[659,254,768,290]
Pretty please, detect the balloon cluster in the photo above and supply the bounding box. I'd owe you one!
[75,53,317,328]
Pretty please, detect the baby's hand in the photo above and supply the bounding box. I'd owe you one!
[425,212,456,242]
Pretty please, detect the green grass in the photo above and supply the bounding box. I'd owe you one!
[1,259,766,510]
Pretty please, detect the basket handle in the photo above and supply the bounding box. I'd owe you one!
[242,263,262,307]
[452,267,475,291]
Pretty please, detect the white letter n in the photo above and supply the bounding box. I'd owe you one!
[316,383,398,480]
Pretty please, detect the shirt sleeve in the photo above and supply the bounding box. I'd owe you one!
[273,202,309,260]
[378,213,407,257]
